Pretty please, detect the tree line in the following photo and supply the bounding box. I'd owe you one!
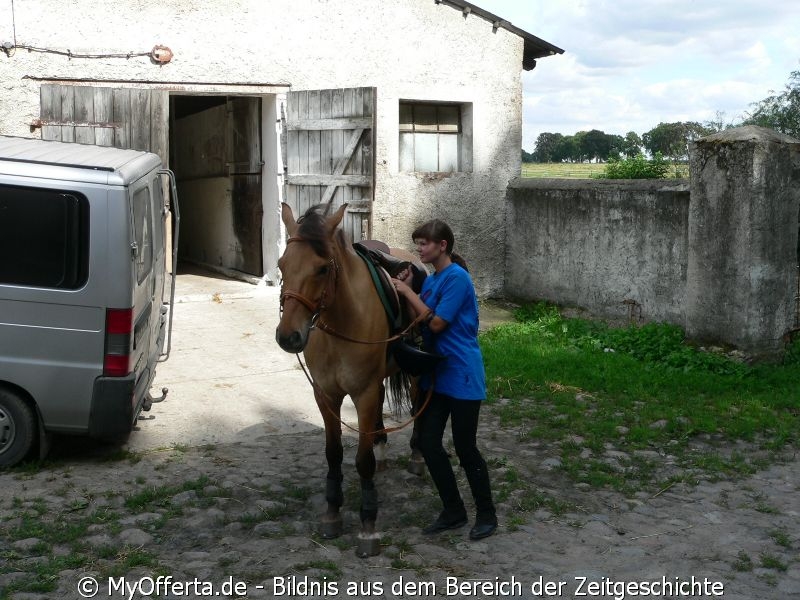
[525,67,800,163]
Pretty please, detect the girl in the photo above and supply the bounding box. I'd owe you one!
[392,220,497,541]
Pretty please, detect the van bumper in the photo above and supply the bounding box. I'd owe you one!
[87,375,136,437]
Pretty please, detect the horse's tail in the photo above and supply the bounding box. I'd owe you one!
[386,370,413,417]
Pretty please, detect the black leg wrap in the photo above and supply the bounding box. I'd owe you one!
[359,480,378,523]
[326,475,344,508]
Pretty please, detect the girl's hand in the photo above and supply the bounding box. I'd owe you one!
[392,277,412,297]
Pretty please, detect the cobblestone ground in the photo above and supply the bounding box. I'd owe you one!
[1,409,798,600]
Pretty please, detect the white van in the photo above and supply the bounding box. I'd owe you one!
[0,136,179,467]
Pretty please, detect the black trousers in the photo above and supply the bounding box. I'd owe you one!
[416,391,496,522]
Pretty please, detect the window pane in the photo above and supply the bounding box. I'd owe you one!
[133,187,153,284]
[437,105,460,132]
[399,132,415,172]
[439,134,459,172]
[0,185,87,289]
[413,105,438,132]
[414,133,439,171]
[399,103,414,132]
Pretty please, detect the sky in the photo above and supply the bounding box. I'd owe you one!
[474,1,800,151]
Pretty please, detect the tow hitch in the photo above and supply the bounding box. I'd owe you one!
[142,387,168,412]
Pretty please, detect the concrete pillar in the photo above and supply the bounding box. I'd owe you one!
[686,125,800,356]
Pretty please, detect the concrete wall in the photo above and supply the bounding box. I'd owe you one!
[0,0,531,295]
[505,178,690,323]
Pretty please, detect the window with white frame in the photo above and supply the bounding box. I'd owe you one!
[399,102,470,173]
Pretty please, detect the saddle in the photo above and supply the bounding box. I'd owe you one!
[353,240,445,376]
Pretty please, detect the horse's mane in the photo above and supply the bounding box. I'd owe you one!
[295,204,347,257]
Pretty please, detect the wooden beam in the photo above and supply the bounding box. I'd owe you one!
[320,128,365,204]
[286,117,372,131]
[286,173,371,187]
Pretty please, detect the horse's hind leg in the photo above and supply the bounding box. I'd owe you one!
[317,391,345,540]
[373,383,388,472]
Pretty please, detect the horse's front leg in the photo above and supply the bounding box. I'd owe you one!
[316,389,345,540]
[354,384,382,558]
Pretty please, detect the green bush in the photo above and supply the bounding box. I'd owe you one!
[596,152,670,179]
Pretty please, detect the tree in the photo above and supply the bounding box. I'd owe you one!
[580,129,612,162]
[622,131,642,158]
[555,135,579,162]
[744,69,800,137]
[521,148,535,163]
[643,122,712,160]
[531,132,564,162]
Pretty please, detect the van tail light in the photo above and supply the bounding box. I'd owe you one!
[104,308,133,377]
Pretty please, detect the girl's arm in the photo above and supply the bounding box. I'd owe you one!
[392,277,448,333]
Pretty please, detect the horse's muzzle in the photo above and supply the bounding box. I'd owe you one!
[275,328,307,353]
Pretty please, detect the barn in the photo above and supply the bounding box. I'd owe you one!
[0,0,562,295]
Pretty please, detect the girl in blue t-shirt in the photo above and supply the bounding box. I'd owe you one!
[392,219,497,541]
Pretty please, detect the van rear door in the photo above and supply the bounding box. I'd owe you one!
[129,178,158,404]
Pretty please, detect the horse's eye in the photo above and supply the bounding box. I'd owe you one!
[318,265,329,276]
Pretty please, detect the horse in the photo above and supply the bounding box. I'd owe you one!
[275,201,416,557]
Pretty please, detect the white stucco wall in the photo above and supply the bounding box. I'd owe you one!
[0,0,529,295]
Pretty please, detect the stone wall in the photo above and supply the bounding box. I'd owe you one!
[504,126,800,355]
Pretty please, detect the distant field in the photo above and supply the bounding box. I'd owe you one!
[522,162,606,178]
[521,162,690,179]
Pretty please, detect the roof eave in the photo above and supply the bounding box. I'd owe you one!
[434,0,564,70]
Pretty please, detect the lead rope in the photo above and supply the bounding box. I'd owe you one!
[295,353,435,436]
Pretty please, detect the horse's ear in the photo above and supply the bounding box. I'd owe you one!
[281,202,297,237]
[326,203,348,235]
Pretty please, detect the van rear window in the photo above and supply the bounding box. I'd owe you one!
[0,185,89,289]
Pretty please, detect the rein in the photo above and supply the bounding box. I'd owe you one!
[296,353,435,436]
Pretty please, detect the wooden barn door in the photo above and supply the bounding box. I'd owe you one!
[226,97,263,275]
[284,87,375,242]
[38,84,168,165]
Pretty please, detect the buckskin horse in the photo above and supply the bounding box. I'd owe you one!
[275,201,420,557]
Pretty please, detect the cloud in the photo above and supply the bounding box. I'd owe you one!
[490,0,800,150]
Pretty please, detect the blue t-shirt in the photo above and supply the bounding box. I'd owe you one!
[419,263,486,400]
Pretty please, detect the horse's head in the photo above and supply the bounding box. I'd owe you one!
[276,202,347,353]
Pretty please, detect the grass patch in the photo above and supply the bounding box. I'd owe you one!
[480,302,800,491]
[760,553,788,571]
[522,162,689,179]
[769,530,792,549]
[289,560,343,579]
[124,475,211,510]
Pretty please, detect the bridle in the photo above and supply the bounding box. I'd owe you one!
[279,236,338,325]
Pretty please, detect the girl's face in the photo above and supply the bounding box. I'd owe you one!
[414,238,448,264]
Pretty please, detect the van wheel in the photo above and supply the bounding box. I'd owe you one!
[0,390,36,469]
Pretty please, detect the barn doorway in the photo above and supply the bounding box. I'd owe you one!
[169,95,264,277]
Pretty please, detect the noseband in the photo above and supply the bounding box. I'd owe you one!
[279,236,338,321]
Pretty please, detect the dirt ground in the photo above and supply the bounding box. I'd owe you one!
[1,275,798,599]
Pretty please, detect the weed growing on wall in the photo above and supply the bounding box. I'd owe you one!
[595,152,671,179]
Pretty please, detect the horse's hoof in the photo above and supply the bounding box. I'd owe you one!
[355,535,381,558]
[375,459,388,472]
[406,458,425,477]
[320,516,343,539]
